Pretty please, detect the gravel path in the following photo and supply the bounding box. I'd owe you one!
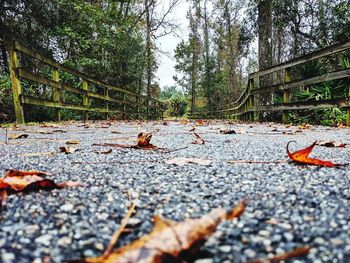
[0,120,349,263]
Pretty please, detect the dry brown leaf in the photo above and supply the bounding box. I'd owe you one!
[287,141,340,167]
[60,146,78,154]
[52,129,67,133]
[94,149,113,155]
[165,157,212,166]
[315,140,346,148]
[37,130,53,134]
[0,170,80,207]
[180,119,189,125]
[67,140,81,145]
[249,246,310,263]
[69,200,246,263]
[219,129,236,134]
[9,133,29,140]
[191,132,205,145]
[41,123,60,128]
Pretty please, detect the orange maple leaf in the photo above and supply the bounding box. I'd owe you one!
[286,141,339,167]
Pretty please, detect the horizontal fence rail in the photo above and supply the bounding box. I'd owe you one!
[194,40,350,125]
[8,42,164,124]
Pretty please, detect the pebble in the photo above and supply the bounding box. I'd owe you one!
[0,122,348,262]
[34,234,52,246]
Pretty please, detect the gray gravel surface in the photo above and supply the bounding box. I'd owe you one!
[0,120,349,263]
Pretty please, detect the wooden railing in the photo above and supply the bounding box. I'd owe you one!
[8,42,164,124]
[194,40,350,125]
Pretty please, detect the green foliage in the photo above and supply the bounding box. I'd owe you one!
[0,73,14,121]
[160,86,188,117]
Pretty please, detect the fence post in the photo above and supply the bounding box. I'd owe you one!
[122,93,126,120]
[82,80,89,122]
[282,67,291,124]
[104,87,109,120]
[8,45,25,124]
[347,83,350,126]
[52,67,61,121]
[248,78,256,121]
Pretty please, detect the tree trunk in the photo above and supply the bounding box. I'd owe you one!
[258,0,273,120]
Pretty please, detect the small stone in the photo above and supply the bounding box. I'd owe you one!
[283,232,294,241]
[258,230,270,237]
[314,237,325,245]
[194,259,213,263]
[127,218,142,226]
[57,236,72,246]
[24,224,40,235]
[330,238,344,246]
[2,253,15,263]
[244,248,256,258]
[35,234,52,246]
[60,203,74,212]
[219,245,232,253]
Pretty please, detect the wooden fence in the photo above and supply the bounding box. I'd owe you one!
[8,42,164,124]
[194,40,350,125]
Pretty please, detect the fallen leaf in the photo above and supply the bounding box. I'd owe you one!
[111,131,122,134]
[94,149,112,155]
[219,129,236,134]
[67,140,80,145]
[165,157,212,166]
[8,133,29,140]
[191,132,205,145]
[70,200,246,263]
[60,146,78,154]
[162,121,168,126]
[196,119,204,126]
[137,132,155,149]
[189,126,195,132]
[37,130,53,134]
[315,140,346,148]
[249,246,310,263]
[298,123,312,129]
[180,119,189,125]
[287,141,340,167]
[0,170,80,207]
[53,129,67,133]
[41,123,60,128]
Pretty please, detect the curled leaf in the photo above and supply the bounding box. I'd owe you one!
[219,129,236,134]
[137,132,155,149]
[287,141,340,167]
[70,201,246,263]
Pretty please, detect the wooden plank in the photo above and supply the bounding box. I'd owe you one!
[82,80,89,121]
[8,47,25,124]
[14,42,163,104]
[253,68,350,95]
[52,67,61,121]
[282,67,291,123]
[250,40,350,78]
[18,68,59,89]
[256,98,349,112]
[21,95,123,114]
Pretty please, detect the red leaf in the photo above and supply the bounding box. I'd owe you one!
[286,141,339,167]
[0,170,80,207]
